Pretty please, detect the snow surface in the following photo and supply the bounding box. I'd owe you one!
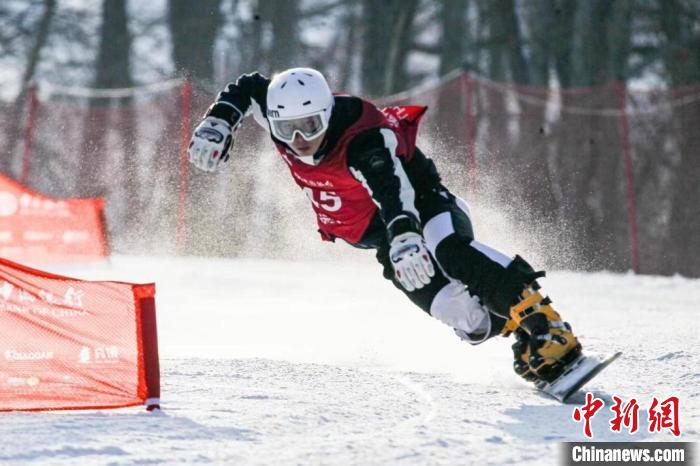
[1,255,698,465]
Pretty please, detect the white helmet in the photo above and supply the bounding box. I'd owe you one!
[266,68,334,143]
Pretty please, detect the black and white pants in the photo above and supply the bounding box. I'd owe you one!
[367,188,516,344]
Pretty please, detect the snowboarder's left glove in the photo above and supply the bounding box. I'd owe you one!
[188,116,234,173]
[389,231,435,292]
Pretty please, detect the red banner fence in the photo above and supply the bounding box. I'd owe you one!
[0,257,160,411]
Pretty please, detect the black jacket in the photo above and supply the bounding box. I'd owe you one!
[206,72,443,246]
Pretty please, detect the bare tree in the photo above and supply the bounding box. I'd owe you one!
[361,0,420,96]
[168,0,223,85]
[661,0,700,275]
[269,0,300,71]
[438,0,469,76]
[168,0,225,254]
[78,0,132,199]
[1,0,56,177]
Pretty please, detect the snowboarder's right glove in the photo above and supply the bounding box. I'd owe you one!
[389,231,435,292]
[188,116,234,173]
[387,214,435,292]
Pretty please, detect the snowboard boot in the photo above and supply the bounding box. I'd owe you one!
[440,249,582,383]
[510,328,538,382]
[508,283,582,382]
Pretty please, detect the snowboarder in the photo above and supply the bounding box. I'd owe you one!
[187,67,582,386]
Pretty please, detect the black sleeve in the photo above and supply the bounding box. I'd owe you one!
[205,72,271,127]
[346,128,421,240]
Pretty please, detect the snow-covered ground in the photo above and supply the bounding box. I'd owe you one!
[1,255,698,465]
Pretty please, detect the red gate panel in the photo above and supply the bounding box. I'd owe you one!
[0,257,159,411]
[0,172,108,264]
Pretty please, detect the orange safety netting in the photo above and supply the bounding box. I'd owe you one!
[0,256,159,411]
[0,172,108,264]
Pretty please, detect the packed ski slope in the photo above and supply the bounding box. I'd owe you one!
[1,255,698,465]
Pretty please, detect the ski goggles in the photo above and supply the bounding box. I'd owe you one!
[269,112,328,143]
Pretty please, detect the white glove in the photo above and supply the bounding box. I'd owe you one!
[389,232,435,291]
[188,116,233,173]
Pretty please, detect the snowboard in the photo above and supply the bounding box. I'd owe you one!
[536,351,622,403]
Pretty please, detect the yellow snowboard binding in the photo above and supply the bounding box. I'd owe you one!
[507,285,581,382]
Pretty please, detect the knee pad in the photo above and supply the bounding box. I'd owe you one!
[452,313,508,345]
[429,281,506,345]
[430,282,488,335]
